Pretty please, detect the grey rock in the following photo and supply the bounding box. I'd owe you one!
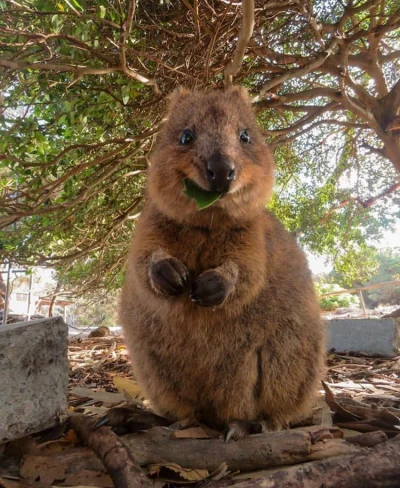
[327,318,400,357]
[0,317,68,443]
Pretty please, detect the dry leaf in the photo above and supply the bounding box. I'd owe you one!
[322,381,360,421]
[36,440,74,456]
[62,429,80,444]
[63,470,112,487]
[0,478,43,488]
[112,377,143,403]
[147,463,209,482]
[4,437,38,457]
[71,387,125,404]
[340,428,364,438]
[74,406,110,417]
[336,420,400,437]
[379,409,400,425]
[20,456,67,485]
[207,463,231,481]
[312,405,333,427]
[20,455,112,487]
[324,381,367,391]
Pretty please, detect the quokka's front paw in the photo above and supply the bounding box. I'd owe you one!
[149,257,189,296]
[190,270,230,307]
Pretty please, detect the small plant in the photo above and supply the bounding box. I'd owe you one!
[315,283,359,311]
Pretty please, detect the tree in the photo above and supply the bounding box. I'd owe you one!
[68,290,119,327]
[1,0,399,292]
[323,246,400,306]
[363,248,400,306]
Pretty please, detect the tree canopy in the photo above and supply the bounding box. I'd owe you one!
[1,0,400,293]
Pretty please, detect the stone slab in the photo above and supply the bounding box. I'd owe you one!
[326,318,400,357]
[0,317,68,443]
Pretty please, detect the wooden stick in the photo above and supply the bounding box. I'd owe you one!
[215,434,400,487]
[23,426,360,476]
[345,430,388,447]
[320,279,400,298]
[68,415,151,488]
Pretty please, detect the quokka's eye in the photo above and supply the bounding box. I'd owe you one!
[239,129,250,144]
[180,129,195,145]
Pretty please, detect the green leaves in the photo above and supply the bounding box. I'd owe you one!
[1,0,399,294]
[183,178,222,210]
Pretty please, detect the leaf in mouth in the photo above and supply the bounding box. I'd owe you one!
[183,178,222,210]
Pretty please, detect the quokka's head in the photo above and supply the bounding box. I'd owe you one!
[148,86,274,224]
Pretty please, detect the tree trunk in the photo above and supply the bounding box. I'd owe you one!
[48,283,61,317]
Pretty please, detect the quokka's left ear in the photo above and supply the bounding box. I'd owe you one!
[167,86,192,113]
[226,85,251,104]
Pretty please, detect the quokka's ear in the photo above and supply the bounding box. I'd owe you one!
[226,85,251,104]
[167,86,192,112]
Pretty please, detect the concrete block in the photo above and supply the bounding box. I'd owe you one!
[327,318,400,357]
[0,317,68,443]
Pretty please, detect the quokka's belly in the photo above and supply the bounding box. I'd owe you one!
[126,313,262,422]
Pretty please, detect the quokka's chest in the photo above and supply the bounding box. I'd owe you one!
[154,222,251,273]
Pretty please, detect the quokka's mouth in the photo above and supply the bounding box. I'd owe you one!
[183,178,223,210]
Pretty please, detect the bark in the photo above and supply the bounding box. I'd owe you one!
[48,283,61,318]
[214,434,400,487]
[21,425,360,477]
[345,430,388,448]
[225,0,255,81]
[68,415,151,488]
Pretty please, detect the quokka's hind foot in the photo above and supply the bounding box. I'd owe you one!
[224,418,283,442]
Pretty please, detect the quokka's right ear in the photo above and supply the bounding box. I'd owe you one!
[167,86,192,112]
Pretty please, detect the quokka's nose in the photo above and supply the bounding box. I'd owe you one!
[205,153,236,193]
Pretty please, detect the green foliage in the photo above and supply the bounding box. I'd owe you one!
[0,0,399,293]
[69,290,119,326]
[315,282,359,311]
[364,248,400,307]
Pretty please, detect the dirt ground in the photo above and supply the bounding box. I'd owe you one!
[1,331,399,487]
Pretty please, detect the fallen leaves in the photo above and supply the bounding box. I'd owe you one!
[112,376,144,403]
[20,451,111,487]
[70,387,126,405]
[147,463,209,483]
[2,335,400,487]
[322,381,400,437]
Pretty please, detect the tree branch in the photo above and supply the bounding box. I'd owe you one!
[225,0,255,82]
[254,38,339,102]
[255,88,342,111]
[321,181,400,223]
[68,415,151,488]
[265,118,369,137]
[0,58,119,76]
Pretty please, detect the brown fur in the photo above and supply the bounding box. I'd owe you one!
[120,86,325,430]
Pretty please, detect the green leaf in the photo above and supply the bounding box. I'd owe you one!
[70,0,83,11]
[99,5,106,18]
[183,178,222,210]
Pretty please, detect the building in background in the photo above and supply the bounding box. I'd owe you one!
[0,265,72,323]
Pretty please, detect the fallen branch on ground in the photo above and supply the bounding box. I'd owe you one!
[68,415,151,488]
[214,434,400,487]
[23,424,359,476]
